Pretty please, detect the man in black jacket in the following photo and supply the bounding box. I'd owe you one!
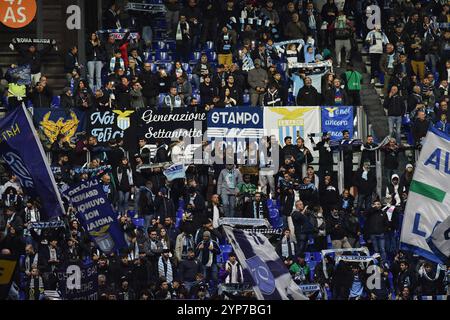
[138,63,159,108]
[364,200,389,261]
[28,81,53,108]
[326,206,351,249]
[296,76,322,106]
[311,133,333,179]
[291,200,314,254]
[412,110,430,146]
[353,161,377,215]
[243,192,268,220]
[324,78,349,106]
[383,85,406,143]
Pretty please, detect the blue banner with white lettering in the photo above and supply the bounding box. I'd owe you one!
[0,106,65,219]
[207,107,264,139]
[65,179,127,254]
[321,106,354,141]
[207,107,264,153]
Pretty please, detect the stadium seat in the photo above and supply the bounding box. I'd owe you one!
[182,62,191,73]
[164,62,173,72]
[166,41,176,51]
[51,95,61,108]
[243,94,250,105]
[313,252,322,262]
[132,218,145,228]
[192,93,200,103]
[204,41,215,51]
[155,41,167,51]
[158,93,167,106]
[155,51,170,62]
[206,51,217,62]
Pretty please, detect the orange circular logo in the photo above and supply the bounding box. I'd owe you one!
[0,0,37,29]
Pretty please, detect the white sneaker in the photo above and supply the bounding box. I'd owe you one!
[370,79,375,84]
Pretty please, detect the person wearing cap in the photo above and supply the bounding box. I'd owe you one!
[195,230,220,290]
[248,58,269,106]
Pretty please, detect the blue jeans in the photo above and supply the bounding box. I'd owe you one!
[202,264,218,292]
[385,231,398,259]
[356,193,373,214]
[87,60,103,91]
[388,116,402,143]
[370,234,387,261]
[222,194,236,217]
[118,191,130,215]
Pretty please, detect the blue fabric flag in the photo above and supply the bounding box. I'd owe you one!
[0,105,65,219]
[321,106,354,141]
[65,179,127,254]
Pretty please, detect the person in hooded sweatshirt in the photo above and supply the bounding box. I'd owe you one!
[296,76,321,106]
[399,164,414,194]
[386,174,401,206]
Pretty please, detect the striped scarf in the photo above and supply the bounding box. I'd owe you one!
[281,236,296,258]
[241,53,255,72]
[225,261,243,284]
[158,256,173,283]
[109,57,125,73]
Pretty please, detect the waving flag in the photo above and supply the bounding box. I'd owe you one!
[223,226,308,300]
[0,105,65,219]
[400,127,450,263]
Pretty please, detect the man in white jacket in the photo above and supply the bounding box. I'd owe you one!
[365,25,389,85]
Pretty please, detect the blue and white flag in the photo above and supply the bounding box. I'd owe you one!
[223,226,308,300]
[65,179,127,254]
[400,127,450,263]
[0,105,65,219]
[163,163,187,181]
[321,106,354,141]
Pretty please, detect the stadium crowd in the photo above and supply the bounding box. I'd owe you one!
[0,0,449,300]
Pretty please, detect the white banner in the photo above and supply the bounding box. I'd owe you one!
[400,127,450,263]
[264,107,321,157]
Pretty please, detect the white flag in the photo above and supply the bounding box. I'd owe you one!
[400,127,450,263]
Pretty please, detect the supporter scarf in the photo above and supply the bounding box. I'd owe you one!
[158,256,173,283]
[10,38,57,51]
[28,276,44,300]
[281,236,296,258]
[176,22,190,41]
[25,254,39,273]
[225,261,243,284]
[200,241,215,267]
[109,57,125,73]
